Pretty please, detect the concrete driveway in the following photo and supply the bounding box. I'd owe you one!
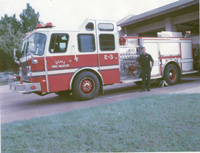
[1,74,200,124]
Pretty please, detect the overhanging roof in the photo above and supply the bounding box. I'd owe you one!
[118,0,199,27]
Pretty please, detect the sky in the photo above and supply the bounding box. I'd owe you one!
[0,0,178,28]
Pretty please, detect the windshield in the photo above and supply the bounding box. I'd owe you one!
[21,33,46,57]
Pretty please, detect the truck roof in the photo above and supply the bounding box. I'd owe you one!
[23,18,117,40]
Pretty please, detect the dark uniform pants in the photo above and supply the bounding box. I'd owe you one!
[141,67,151,90]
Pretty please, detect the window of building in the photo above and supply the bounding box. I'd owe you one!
[99,34,115,51]
[78,34,95,52]
[49,34,69,53]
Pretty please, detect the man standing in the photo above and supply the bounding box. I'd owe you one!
[138,47,154,92]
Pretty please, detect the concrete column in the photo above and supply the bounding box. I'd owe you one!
[165,18,177,32]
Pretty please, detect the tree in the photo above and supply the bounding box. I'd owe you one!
[0,3,41,71]
[0,14,23,71]
[0,22,23,71]
[0,14,21,34]
[20,3,40,33]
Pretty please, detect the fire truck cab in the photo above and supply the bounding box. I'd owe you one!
[9,19,198,100]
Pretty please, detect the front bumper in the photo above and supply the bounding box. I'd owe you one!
[9,81,41,94]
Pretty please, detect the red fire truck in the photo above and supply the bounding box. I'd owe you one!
[9,19,198,100]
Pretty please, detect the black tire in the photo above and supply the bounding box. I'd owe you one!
[55,90,71,97]
[72,71,100,100]
[164,64,180,85]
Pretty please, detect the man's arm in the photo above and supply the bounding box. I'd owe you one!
[150,55,154,67]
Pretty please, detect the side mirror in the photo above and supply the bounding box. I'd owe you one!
[13,48,19,65]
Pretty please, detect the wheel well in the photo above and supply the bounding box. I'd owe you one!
[163,61,181,77]
[71,69,103,93]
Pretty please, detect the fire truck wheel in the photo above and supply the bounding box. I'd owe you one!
[72,71,100,100]
[164,64,180,85]
[55,90,71,97]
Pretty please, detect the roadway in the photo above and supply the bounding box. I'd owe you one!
[1,74,200,124]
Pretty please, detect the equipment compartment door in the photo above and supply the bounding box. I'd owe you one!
[143,40,161,77]
[181,40,193,72]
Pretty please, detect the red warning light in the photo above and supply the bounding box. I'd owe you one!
[36,24,43,29]
[45,22,53,28]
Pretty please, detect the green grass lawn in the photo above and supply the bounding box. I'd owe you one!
[2,94,200,152]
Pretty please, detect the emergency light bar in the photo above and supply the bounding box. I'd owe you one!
[36,22,54,29]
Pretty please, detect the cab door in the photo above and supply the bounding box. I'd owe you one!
[95,21,120,85]
[46,32,74,92]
